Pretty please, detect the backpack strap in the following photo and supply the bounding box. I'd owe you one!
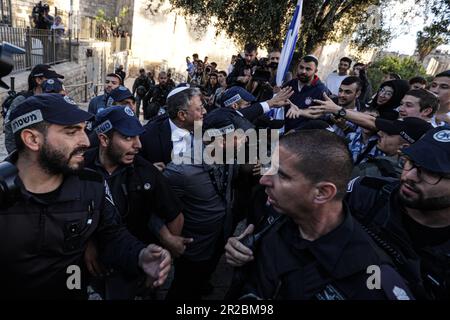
[370,158,399,178]
[361,180,397,225]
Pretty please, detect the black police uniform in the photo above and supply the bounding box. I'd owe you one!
[346,176,450,300]
[84,149,182,245]
[237,205,414,300]
[0,153,146,299]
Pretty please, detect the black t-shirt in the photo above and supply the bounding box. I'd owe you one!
[402,212,450,248]
[28,184,62,204]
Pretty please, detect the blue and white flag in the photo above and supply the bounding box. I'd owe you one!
[271,0,304,131]
[276,0,304,87]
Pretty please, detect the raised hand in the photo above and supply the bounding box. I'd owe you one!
[267,86,294,108]
[225,224,255,267]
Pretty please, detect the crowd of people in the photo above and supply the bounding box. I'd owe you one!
[0,38,449,301]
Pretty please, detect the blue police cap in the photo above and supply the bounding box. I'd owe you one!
[203,108,254,138]
[9,94,93,134]
[401,125,450,174]
[93,106,145,137]
[221,86,256,108]
[109,86,134,102]
[42,78,65,93]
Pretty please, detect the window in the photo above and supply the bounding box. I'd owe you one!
[0,0,12,26]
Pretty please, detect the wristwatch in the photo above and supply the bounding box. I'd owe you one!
[337,107,347,118]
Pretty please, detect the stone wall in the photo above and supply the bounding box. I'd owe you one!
[0,61,87,103]
[79,0,118,19]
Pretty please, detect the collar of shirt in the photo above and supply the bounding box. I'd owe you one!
[280,204,381,278]
[169,118,193,157]
[169,118,191,142]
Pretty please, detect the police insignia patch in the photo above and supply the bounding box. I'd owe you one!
[64,95,77,105]
[124,106,135,117]
[433,130,450,143]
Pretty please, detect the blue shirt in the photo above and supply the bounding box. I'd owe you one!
[347,128,385,164]
[283,77,330,131]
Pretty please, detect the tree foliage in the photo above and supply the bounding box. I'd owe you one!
[146,0,398,56]
[416,0,450,60]
[417,27,446,61]
[368,56,427,91]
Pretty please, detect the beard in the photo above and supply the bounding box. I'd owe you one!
[398,181,450,210]
[297,73,312,84]
[38,142,87,175]
[105,142,125,165]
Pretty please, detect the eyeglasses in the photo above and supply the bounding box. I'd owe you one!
[379,87,394,98]
[398,156,449,185]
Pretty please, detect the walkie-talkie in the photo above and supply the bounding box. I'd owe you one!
[240,214,284,251]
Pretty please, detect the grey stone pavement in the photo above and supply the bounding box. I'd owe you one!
[0,77,240,300]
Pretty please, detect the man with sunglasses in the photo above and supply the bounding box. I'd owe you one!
[346,126,450,299]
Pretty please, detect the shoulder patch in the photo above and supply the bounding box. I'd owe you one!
[315,284,345,300]
[347,177,359,193]
[380,265,414,300]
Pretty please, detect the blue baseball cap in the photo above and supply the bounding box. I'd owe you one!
[203,107,254,138]
[42,78,65,93]
[9,94,93,134]
[93,106,145,137]
[109,86,134,102]
[401,126,450,174]
[221,86,256,108]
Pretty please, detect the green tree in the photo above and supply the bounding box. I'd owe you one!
[147,0,397,56]
[368,56,427,91]
[417,27,446,61]
[416,0,450,60]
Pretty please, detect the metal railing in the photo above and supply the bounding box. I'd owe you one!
[0,26,72,73]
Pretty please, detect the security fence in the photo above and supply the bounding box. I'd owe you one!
[0,26,72,73]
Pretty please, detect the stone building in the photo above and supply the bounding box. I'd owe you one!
[0,0,134,104]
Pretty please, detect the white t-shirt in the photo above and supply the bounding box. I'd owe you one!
[324,72,348,96]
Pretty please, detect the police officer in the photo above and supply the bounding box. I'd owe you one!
[220,86,293,122]
[4,64,65,153]
[0,94,171,299]
[108,85,137,114]
[85,106,189,255]
[42,78,66,94]
[83,106,187,299]
[346,126,450,300]
[226,130,414,300]
[352,117,432,179]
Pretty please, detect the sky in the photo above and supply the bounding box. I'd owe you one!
[384,0,450,55]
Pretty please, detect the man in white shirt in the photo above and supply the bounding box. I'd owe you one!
[140,86,206,170]
[324,57,352,96]
[430,70,450,126]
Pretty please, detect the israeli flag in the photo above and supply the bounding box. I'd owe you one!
[276,0,304,87]
[272,0,304,131]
